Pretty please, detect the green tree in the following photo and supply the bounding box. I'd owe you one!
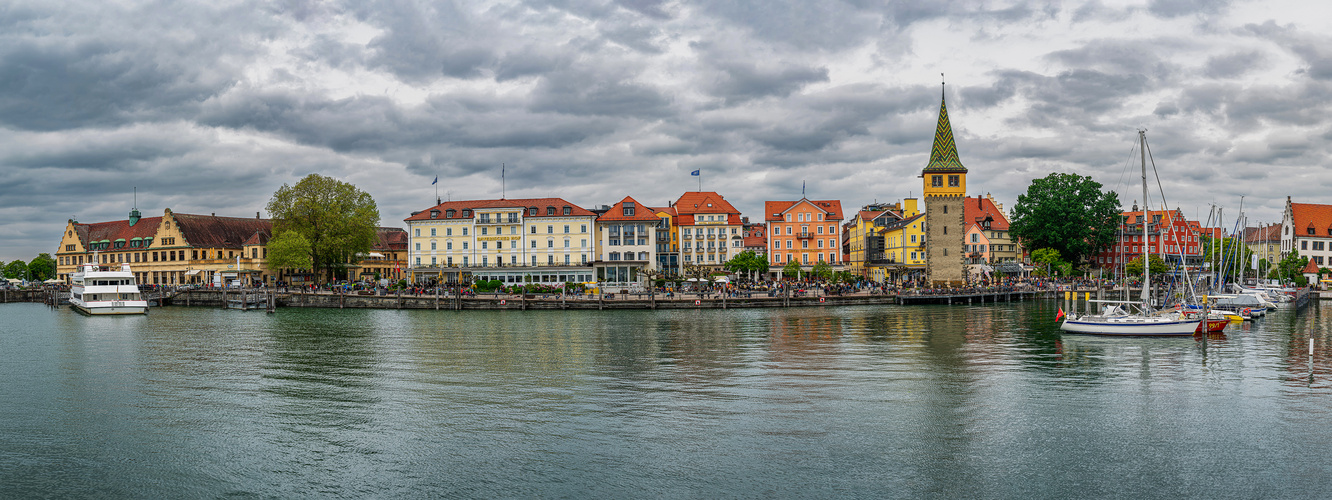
[781,259,803,280]
[266,174,380,283]
[28,253,56,281]
[4,260,28,280]
[1201,236,1254,281]
[1125,254,1168,276]
[1009,172,1121,267]
[1273,250,1308,285]
[723,250,769,280]
[1031,248,1064,276]
[811,260,832,280]
[266,231,313,273]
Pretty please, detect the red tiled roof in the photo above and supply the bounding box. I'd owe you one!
[963,196,1009,231]
[743,235,767,248]
[673,191,742,225]
[374,227,409,251]
[1290,202,1332,239]
[404,197,595,221]
[74,216,163,248]
[1303,258,1321,274]
[174,213,273,249]
[596,196,662,222]
[1242,224,1281,244]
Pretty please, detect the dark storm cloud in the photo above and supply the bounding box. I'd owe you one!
[359,0,500,82]
[0,2,260,132]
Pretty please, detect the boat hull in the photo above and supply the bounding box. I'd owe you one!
[71,301,148,315]
[1060,317,1200,336]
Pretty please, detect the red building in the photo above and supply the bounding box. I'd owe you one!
[1096,205,1204,273]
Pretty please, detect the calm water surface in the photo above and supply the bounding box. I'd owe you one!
[3,301,1332,498]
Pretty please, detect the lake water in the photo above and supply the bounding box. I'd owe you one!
[3,301,1332,498]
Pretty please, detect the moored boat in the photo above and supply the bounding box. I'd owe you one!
[70,259,148,315]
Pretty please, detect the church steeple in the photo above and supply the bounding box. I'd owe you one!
[923,83,967,173]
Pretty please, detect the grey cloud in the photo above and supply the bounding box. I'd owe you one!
[706,61,830,103]
[529,70,672,118]
[1203,50,1267,79]
[1146,0,1229,18]
[361,0,499,82]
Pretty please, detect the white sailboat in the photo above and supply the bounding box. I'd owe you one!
[1060,131,1200,336]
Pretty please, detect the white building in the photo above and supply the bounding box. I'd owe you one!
[593,196,663,291]
[404,198,597,285]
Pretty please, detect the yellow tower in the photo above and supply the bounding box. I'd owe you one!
[921,84,967,286]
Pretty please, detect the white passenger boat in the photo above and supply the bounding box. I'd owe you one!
[70,259,148,315]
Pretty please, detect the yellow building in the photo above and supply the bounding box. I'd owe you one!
[55,207,274,287]
[655,206,680,277]
[878,198,926,284]
[845,204,901,279]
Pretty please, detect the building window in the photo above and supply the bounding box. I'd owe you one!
[948,175,959,187]
[563,206,572,215]
[564,225,570,233]
[931,175,942,187]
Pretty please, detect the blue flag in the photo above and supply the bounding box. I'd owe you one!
[432,176,438,185]
[690,169,700,176]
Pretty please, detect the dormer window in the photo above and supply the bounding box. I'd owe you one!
[461,209,471,218]
[547,206,556,215]
[1309,227,1316,235]
[445,209,455,218]
[430,210,440,219]
[623,202,635,216]
[529,207,537,216]
[563,206,571,215]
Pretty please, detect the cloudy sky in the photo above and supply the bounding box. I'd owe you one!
[2,0,1330,261]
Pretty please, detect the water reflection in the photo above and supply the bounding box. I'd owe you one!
[7,301,1332,497]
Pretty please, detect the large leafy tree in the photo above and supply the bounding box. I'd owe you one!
[810,260,832,280]
[28,253,56,281]
[266,231,313,273]
[723,250,769,279]
[1010,172,1121,267]
[266,174,380,283]
[4,260,28,280]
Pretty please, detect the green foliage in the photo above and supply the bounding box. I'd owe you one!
[266,231,313,271]
[473,279,504,292]
[1274,250,1309,284]
[723,250,769,276]
[1009,173,1121,266]
[811,260,832,280]
[27,253,56,281]
[1031,248,1068,276]
[1125,254,1168,276]
[781,259,802,279]
[266,174,380,283]
[4,260,28,280]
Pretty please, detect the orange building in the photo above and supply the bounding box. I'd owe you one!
[764,198,844,277]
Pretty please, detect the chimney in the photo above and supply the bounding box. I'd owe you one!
[212,213,216,217]
[257,212,261,219]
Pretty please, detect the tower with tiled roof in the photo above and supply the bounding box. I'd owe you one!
[921,83,968,286]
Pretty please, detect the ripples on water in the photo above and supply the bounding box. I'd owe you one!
[4,301,1332,498]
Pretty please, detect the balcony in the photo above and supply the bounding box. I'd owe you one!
[797,231,814,239]
[683,233,692,240]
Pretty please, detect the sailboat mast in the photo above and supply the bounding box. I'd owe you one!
[1140,130,1150,305]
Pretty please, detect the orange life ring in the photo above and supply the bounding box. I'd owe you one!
[694,299,701,306]
[819,297,825,303]
[499,299,507,305]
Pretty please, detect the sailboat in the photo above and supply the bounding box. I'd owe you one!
[1060,131,1207,336]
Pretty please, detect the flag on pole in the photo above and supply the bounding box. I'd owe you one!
[690,169,700,176]
[1055,307,1065,322]
[432,176,438,185]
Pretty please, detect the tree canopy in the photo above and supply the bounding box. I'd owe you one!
[1009,172,1121,267]
[266,231,313,272]
[28,253,55,281]
[266,174,380,282]
[1125,254,1168,277]
[811,260,832,280]
[723,250,768,278]
[781,259,802,279]
[4,260,27,280]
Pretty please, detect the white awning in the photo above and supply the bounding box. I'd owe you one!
[367,252,385,258]
[185,269,201,275]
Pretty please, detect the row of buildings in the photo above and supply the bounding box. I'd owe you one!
[52,88,1331,288]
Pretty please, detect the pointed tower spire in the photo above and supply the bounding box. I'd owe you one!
[923,81,967,173]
